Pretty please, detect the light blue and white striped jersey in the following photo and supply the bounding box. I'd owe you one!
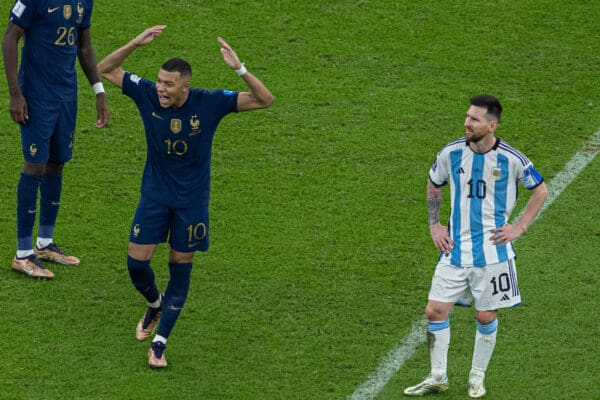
[429,138,543,267]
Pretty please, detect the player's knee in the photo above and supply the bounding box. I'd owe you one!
[425,308,442,321]
[475,310,497,324]
[45,161,64,175]
[169,250,194,264]
[23,161,45,176]
[425,301,451,321]
[128,243,156,260]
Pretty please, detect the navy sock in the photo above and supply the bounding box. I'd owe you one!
[127,256,160,303]
[157,262,192,339]
[16,172,42,251]
[39,173,63,239]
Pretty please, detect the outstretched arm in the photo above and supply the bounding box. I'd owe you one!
[218,37,274,111]
[97,25,167,88]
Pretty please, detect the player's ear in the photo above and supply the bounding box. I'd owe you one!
[490,119,498,132]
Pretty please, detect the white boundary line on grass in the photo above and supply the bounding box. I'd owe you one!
[348,129,600,400]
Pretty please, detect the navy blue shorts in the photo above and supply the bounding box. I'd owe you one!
[20,98,77,163]
[129,196,210,253]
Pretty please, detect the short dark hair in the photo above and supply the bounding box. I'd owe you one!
[470,94,502,122]
[161,57,192,79]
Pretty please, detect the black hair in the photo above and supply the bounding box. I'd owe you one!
[161,57,192,79]
[470,94,502,122]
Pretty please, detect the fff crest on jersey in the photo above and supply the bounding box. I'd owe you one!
[63,5,72,19]
[76,2,84,23]
[189,115,201,136]
[29,143,38,157]
[170,119,182,134]
[133,224,140,238]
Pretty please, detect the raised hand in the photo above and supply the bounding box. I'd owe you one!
[218,37,243,69]
[133,25,167,47]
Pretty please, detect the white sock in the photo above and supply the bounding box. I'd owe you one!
[16,250,35,258]
[152,335,167,344]
[472,319,498,374]
[428,319,450,380]
[148,294,162,308]
[36,237,53,249]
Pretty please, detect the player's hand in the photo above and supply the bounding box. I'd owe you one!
[133,25,167,47]
[218,37,243,69]
[489,224,524,247]
[430,223,454,256]
[9,93,28,124]
[94,93,109,128]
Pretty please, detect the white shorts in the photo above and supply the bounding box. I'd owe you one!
[428,258,521,311]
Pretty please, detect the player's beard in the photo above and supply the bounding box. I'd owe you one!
[465,129,485,143]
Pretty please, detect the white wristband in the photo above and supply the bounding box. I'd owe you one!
[234,63,247,76]
[92,82,105,96]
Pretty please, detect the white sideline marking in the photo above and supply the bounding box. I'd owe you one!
[348,129,600,400]
[348,318,428,400]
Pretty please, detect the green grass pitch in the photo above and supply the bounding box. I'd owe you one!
[0,1,598,399]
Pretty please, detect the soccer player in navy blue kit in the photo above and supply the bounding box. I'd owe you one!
[404,95,548,397]
[3,0,110,279]
[98,25,274,368]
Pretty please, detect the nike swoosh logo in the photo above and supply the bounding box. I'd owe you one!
[28,209,37,214]
[48,7,60,13]
[152,112,163,120]
[51,201,60,206]
[21,266,34,276]
[188,242,202,248]
[168,305,182,311]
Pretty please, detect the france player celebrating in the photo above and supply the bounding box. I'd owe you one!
[404,95,548,397]
[3,0,109,279]
[97,25,274,368]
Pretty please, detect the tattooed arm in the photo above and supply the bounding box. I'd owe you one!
[427,180,454,255]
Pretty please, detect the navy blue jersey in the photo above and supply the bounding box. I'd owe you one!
[9,0,93,101]
[122,71,239,208]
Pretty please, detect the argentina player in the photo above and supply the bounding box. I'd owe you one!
[404,95,548,398]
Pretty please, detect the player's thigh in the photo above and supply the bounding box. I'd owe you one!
[169,205,209,253]
[129,197,171,245]
[50,101,77,163]
[20,98,60,163]
[428,263,470,303]
[469,258,521,311]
